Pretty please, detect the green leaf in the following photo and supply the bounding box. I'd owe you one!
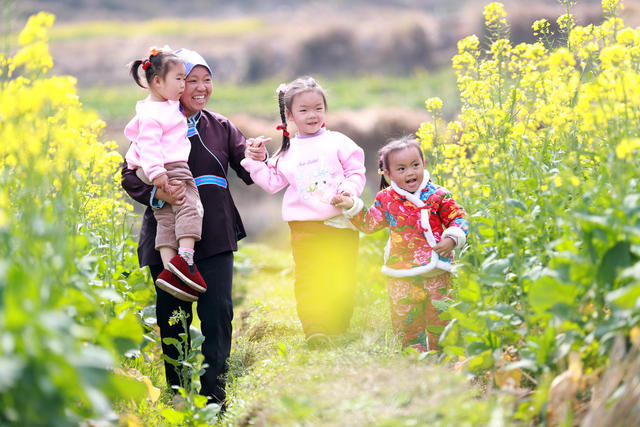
[597,241,632,287]
[439,318,459,347]
[458,278,481,302]
[103,312,143,353]
[467,341,489,356]
[506,198,527,212]
[162,408,186,423]
[193,394,209,409]
[605,284,640,309]
[467,350,493,371]
[443,345,465,357]
[528,275,580,313]
[163,337,181,348]
[192,335,205,348]
[199,403,221,422]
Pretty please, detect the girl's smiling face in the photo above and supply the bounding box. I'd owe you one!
[385,146,425,193]
[286,89,326,136]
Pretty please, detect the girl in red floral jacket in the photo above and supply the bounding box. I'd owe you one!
[332,136,469,352]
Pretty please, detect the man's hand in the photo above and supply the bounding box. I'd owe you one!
[433,237,456,258]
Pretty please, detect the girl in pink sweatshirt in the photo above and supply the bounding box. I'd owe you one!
[241,77,366,344]
[125,47,207,302]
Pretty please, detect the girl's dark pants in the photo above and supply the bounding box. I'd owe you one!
[149,251,233,405]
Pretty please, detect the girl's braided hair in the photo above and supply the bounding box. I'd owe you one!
[378,136,425,190]
[129,49,182,89]
[275,76,327,159]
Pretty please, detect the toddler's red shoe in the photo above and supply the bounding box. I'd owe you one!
[156,269,199,302]
[167,254,207,293]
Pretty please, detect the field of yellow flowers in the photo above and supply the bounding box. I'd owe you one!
[420,0,640,423]
[0,12,155,425]
[2,1,640,425]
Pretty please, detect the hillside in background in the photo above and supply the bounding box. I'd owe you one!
[8,0,635,242]
[12,0,615,87]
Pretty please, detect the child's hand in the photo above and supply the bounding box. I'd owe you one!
[433,237,456,258]
[152,173,169,193]
[331,194,354,209]
[245,136,272,161]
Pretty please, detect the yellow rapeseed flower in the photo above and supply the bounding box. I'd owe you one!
[602,0,623,17]
[425,97,443,113]
[600,44,626,68]
[557,14,575,34]
[615,138,640,160]
[616,27,635,45]
[483,2,507,29]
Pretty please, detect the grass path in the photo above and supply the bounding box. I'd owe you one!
[219,242,512,426]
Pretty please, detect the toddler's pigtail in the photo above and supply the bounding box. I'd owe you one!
[378,152,389,190]
[130,48,177,90]
[275,84,290,159]
[129,59,147,88]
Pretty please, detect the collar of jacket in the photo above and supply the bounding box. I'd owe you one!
[389,171,431,207]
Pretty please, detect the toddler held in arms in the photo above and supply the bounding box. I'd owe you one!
[124,47,207,302]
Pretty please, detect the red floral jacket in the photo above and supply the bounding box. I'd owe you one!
[346,175,469,277]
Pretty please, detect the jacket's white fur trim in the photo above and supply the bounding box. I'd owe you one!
[420,209,437,247]
[381,259,455,278]
[442,226,467,250]
[389,172,430,207]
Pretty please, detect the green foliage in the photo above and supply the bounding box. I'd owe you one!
[419,3,640,419]
[158,309,221,426]
[0,13,147,425]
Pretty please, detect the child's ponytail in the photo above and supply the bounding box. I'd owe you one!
[275,84,291,157]
[129,48,181,90]
[378,151,389,190]
[129,59,146,89]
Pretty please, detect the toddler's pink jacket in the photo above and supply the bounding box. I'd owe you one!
[124,98,190,181]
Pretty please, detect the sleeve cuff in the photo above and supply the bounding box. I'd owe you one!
[442,227,467,250]
[338,182,358,197]
[343,197,364,218]
[150,186,165,209]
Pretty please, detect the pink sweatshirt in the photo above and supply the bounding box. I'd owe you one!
[240,129,366,222]
[124,98,190,181]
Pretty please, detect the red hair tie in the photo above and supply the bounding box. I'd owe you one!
[142,59,151,70]
[276,123,290,137]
